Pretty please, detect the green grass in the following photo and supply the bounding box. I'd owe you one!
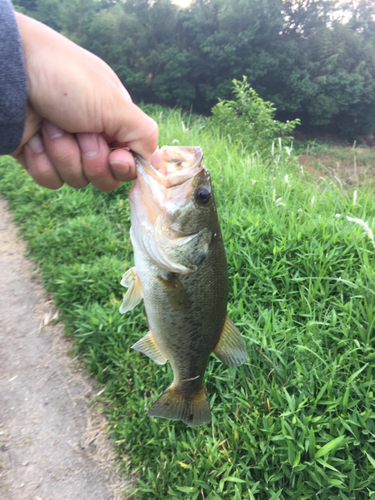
[1,109,375,499]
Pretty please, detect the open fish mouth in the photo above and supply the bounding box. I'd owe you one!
[134,146,204,188]
[131,146,207,220]
[129,146,210,274]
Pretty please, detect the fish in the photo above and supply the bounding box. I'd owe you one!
[120,146,247,426]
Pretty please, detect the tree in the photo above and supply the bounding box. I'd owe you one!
[11,0,375,136]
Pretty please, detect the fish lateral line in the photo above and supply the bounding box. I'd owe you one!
[180,375,200,382]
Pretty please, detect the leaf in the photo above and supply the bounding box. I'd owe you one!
[347,363,369,384]
[309,427,316,460]
[342,386,350,409]
[178,462,192,469]
[349,465,356,491]
[268,489,283,500]
[176,486,197,494]
[288,440,295,465]
[315,436,345,459]
[314,381,328,404]
[223,476,247,484]
[293,451,301,467]
[364,451,375,469]
[284,388,295,412]
[295,360,305,376]
[317,458,341,473]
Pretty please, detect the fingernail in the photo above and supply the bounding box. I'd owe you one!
[109,160,130,170]
[110,160,134,181]
[44,121,64,139]
[77,133,100,158]
[151,147,162,169]
[27,133,44,154]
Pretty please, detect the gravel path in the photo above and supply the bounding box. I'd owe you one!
[0,198,128,500]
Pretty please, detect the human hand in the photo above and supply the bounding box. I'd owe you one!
[12,13,160,191]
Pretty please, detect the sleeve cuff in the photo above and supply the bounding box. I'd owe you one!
[0,0,28,155]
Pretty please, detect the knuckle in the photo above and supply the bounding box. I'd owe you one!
[68,180,89,189]
[47,180,64,190]
[14,153,27,169]
[147,118,159,143]
[34,173,64,190]
[50,150,78,167]
[24,146,64,189]
[83,163,107,181]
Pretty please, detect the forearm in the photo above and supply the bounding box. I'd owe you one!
[0,0,27,155]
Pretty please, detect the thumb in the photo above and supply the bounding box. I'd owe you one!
[105,100,159,163]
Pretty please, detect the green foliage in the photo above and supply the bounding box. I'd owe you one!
[12,0,375,136]
[1,109,375,497]
[210,77,300,154]
[275,12,375,136]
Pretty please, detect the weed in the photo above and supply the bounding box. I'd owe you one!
[1,110,375,498]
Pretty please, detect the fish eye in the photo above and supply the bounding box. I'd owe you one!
[195,187,211,205]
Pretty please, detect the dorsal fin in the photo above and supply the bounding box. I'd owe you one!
[213,315,247,366]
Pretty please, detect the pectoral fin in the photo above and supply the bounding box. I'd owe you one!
[213,315,247,366]
[157,274,189,313]
[119,267,143,314]
[132,331,168,365]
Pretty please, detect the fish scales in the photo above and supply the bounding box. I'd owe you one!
[120,146,247,426]
[140,239,227,381]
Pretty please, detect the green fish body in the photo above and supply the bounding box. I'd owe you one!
[120,146,247,426]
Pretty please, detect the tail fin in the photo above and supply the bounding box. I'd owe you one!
[148,384,211,427]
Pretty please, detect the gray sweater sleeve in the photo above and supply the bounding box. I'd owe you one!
[0,0,27,155]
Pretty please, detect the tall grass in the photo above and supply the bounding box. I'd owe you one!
[1,109,375,499]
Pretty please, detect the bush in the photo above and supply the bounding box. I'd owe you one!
[210,76,300,155]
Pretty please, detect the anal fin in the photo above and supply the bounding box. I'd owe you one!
[120,267,143,314]
[213,314,247,366]
[131,331,167,365]
[148,384,211,427]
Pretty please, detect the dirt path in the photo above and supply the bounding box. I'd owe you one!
[0,198,128,500]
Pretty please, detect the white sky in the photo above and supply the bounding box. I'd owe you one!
[172,0,191,7]
[171,0,369,22]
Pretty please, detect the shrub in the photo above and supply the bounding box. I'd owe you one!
[210,76,300,155]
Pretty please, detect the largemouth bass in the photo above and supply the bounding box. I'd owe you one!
[120,146,247,426]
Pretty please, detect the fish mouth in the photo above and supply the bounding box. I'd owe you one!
[134,146,204,188]
[129,146,210,273]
